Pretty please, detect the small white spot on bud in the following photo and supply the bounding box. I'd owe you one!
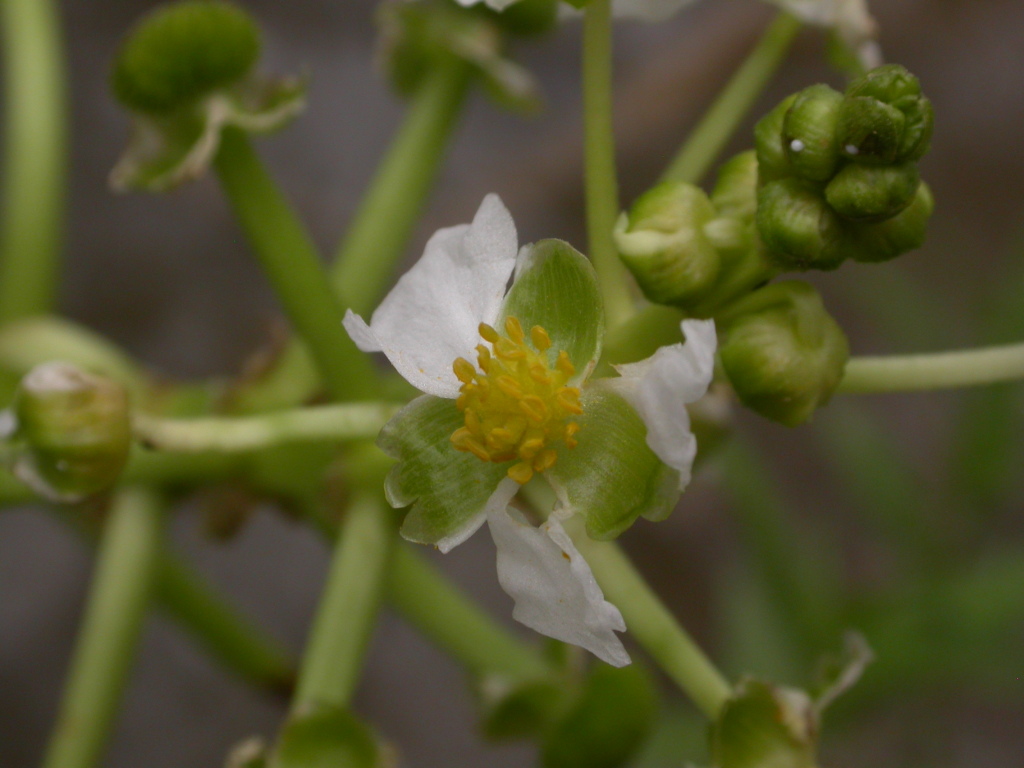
[845,144,859,155]
[790,139,805,153]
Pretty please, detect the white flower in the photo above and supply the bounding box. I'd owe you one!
[453,0,703,24]
[766,0,882,70]
[345,194,715,666]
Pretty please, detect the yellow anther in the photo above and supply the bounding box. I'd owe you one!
[504,316,525,343]
[453,357,476,384]
[479,323,500,343]
[508,462,534,485]
[530,325,552,352]
[450,318,586,476]
[533,449,558,473]
[556,350,576,377]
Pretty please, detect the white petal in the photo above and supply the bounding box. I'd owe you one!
[612,319,716,490]
[341,194,518,398]
[488,506,631,667]
[437,476,520,555]
[453,0,521,10]
[612,0,701,22]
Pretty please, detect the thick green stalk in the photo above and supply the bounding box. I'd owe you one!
[661,12,801,185]
[213,127,376,401]
[133,401,401,453]
[387,544,549,681]
[41,487,163,768]
[566,517,732,719]
[838,342,1024,394]
[155,552,296,695]
[0,0,66,321]
[293,487,393,708]
[582,0,634,328]
[333,57,473,316]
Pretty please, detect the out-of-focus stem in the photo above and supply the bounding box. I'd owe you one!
[0,0,67,321]
[839,343,1024,394]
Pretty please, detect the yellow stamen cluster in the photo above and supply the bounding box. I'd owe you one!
[451,316,583,485]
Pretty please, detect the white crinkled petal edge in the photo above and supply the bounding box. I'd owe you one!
[343,194,519,399]
[611,319,716,491]
[436,476,520,554]
[488,504,631,667]
[765,0,882,70]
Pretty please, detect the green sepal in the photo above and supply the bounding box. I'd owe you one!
[709,679,818,768]
[540,663,658,768]
[500,239,604,382]
[835,95,904,165]
[718,281,849,427]
[110,74,306,192]
[477,674,568,741]
[268,702,385,768]
[756,179,848,272]
[710,150,759,222]
[845,181,934,263]
[112,0,261,115]
[378,0,540,113]
[378,394,509,547]
[547,386,679,540]
[843,64,933,162]
[754,94,796,184]
[824,161,920,222]
[782,84,844,183]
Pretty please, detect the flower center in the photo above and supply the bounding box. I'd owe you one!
[450,316,583,485]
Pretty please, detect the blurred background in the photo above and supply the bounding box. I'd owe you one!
[1,0,1023,765]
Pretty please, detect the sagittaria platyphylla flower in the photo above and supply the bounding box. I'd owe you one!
[344,195,715,666]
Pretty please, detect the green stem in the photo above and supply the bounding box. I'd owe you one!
[41,487,163,768]
[0,0,66,321]
[155,552,296,696]
[661,12,801,185]
[387,544,549,681]
[293,487,394,708]
[582,0,633,329]
[333,57,473,316]
[838,342,1024,394]
[565,518,731,719]
[133,401,401,453]
[212,127,376,401]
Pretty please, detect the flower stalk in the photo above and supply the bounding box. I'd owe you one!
[293,484,394,709]
[212,126,377,402]
[662,11,801,186]
[41,487,164,768]
[0,0,66,322]
[133,402,402,453]
[582,0,634,328]
[839,342,1024,394]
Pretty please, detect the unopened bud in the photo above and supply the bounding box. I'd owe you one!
[754,93,797,184]
[838,64,934,164]
[719,281,848,426]
[782,84,844,182]
[710,150,759,222]
[489,0,559,37]
[112,1,261,115]
[845,181,934,263]
[824,161,920,221]
[9,363,132,501]
[614,181,720,307]
[756,179,848,272]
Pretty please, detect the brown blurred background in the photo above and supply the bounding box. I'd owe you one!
[1,1,1023,766]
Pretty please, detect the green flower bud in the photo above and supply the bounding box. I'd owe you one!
[754,94,797,184]
[845,181,934,263]
[838,64,934,164]
[269,702,387,768]
[112,1,261,115]
[782,84,844,182]
[488,0,559,37]
[710,150,759,222]
[614,181,720,307]
[719,281,849,426]
[824,161,920,221]
[9,363,132,501]
[756,179,848,272]
[477,675,566,741]
[710,678,819,768]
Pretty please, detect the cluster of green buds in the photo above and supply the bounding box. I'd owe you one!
[756,64,935,270]
[614,150,775,319]
[110,0,305,191]
[1,363,132,501]
[378,0,550,113]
